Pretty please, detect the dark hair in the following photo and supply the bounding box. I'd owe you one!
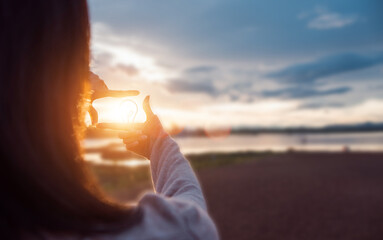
[0,0,140,238]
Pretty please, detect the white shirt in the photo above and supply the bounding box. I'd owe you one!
[112,136,219,240]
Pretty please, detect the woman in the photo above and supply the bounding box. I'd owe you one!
[0,0,219,239]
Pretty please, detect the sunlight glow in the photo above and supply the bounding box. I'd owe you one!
[91,23,171,82]
[92,97,147,124]
[119,99,138,123]
[84,153,149,168]
[89,24,383,128]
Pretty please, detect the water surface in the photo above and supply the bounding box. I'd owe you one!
[84,132,383,166]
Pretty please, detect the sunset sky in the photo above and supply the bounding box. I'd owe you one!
[88,0,383,128]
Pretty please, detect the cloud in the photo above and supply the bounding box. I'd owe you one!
[90,1,383,61]
[262,86,351,99]
[166,56,364,101]
[165,66,260,100]
[299,102,345,109]
[300,7,358,30]
[307,12,358,30]
[89,1,383,127]
[116,64,140,76]
[308,14,356,29]
[166,78,217,95]
[267,52,383,84]
[165,65,220,95]
[91,52,114,69]
[185,66,217,74]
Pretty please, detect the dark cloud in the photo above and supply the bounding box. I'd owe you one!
[90,0,383,60]
[165,77,258,101]
[117,64,140,76]
[166,65,220,96]
[262,86,351,99]
[185,66,217,74]
[166,78,217,95]
[91,52,114,68]
[267,52,383,84]
[299,102,345,109]
[229,94,240,101]
[165,52,380,101]
[90,0,383,117]
[166,66,257,99]
[164,56,364,102]
[224,81,254,92]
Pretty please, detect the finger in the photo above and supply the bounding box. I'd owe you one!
[123,138,138,145]
[89,105,98,125]
[89,71,100,82]
[97,123,131,130]
[123,135,147,144]
[92,90,140,101]
[118,130,143,138]
[106,90,140,97]
[89,72,108,92]
[143,95,155,119]
[125,141,139,149]
[97,122,144,130]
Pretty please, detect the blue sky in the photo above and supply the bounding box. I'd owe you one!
[88,0,383,128]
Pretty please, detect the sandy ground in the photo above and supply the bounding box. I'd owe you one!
[197,152,383,240]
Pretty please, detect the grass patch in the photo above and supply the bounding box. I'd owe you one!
[187,151,275,170]
[88,151,274,199]
[88,163,151,194]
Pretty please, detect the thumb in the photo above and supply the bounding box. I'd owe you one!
[143,95,155,119]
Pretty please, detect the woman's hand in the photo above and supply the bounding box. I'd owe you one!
[88,72,139,125]
[89,71,109,94]
[89,72,140,101]
[118,96,167,159]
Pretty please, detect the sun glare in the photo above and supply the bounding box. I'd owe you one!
[119,99,138,123]
[92,97,147,124]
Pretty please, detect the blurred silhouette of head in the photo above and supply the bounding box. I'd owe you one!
[0,1,139,238]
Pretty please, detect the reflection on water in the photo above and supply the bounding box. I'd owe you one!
[84,132,383,166]
[176,132,383,154]
[85,153,149,167]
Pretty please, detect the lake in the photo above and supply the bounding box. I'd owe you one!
[84,132,383,167]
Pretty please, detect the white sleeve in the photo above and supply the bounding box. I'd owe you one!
[134,193,219,240]
[116,136,219,240]
[149,136,207,210]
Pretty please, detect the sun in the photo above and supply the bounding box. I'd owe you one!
[91,97,147,124]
